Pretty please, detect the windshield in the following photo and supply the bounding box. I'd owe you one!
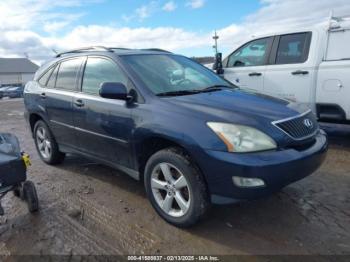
[122,54,234,95]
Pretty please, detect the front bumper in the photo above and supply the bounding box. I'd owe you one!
[197,131,328,204]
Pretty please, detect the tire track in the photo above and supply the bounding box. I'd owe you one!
[59,193,160,254]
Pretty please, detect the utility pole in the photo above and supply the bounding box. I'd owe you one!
[212,30,219,55]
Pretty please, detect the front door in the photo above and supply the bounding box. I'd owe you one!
[73,56,134,168]
[223,37,273,93]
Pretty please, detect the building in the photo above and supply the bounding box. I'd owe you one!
[0,58,39,87]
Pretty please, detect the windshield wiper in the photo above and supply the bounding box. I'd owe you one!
[156,85,236,97]
[198,84,235,93]
[156,90,200,97]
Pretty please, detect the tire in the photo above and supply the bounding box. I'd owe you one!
[23,181,39,213]
[34,120,65,165]
[144,147,210,227]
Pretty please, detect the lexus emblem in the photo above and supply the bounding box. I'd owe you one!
[303,119,313,129]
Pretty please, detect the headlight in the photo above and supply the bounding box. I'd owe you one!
[207,122,277,153]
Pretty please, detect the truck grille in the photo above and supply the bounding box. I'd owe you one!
[272,110,319,140]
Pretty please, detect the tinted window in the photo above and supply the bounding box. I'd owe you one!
[38,67,54,86]
[227,38,271,67]
[56,58,83,90]
[82,57,128,95]
[47,65,58,88]
[275,33,311,64]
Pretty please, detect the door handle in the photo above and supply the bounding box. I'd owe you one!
[40,92,46,99]
[248,72,262,77]
[291,70,309,75]
[74,99,85,107]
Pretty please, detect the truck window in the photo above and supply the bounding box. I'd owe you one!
[326,29,350,60]
[226,37,272,68]
[275,32,311,64]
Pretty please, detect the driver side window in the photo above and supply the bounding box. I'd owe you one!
[227,37,272,68]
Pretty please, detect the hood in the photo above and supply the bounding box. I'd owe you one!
[166,89,308,124]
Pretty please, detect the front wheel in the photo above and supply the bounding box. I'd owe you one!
[144,148,210,227]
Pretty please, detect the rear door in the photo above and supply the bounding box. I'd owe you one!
[44,57,84,149]
[222,37,273,93]
[263,32,315,108]
[73,56,134,169]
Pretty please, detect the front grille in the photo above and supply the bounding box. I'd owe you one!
[272,110,319,140]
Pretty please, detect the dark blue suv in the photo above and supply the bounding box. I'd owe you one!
[24,46,328,227]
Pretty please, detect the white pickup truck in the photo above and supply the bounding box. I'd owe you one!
[216,16,350,123]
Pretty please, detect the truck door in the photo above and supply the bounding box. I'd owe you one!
[263,32,315,109]
[222,37,273,93]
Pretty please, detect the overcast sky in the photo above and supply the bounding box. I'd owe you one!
[1,0,350,64]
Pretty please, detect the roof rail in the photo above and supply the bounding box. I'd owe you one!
[140,48,172,53]
[55,46,113,57]
[109,47,132,50]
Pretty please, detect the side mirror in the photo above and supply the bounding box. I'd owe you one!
[99,82,130,101]
[212,53,224,75]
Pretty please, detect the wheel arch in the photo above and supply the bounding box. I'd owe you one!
[29,113,45,135]
[135,135,207,188]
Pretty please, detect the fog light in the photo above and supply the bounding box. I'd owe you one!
[232,176,265,188]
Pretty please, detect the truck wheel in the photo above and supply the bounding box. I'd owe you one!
[34,120,65,165]
[23,181,39,213]
[144,147,210,227]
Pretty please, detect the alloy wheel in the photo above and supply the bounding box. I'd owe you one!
[36,126,52,159]
[151,162,191,217]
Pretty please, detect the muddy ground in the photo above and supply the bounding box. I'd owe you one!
[0,98,349,256]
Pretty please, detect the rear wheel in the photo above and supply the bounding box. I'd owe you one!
[144,148,210,227]
[34,120,65,165]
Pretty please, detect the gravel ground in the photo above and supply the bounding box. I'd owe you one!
[0,98,349,256]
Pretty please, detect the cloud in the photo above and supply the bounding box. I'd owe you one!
[45,25,208,52]
[123,1,158,22]
[135,4,154,20]
[2,0,350,64]
[162,1,177,12]
[0,0,94,30]
[186,0,205,9]
[216,0,350,54]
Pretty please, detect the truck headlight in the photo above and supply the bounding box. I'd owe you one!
[207,122,277,153]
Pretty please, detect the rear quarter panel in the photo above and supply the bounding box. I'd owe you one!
[316,60,350,120]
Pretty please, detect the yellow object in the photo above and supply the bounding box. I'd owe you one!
[22,153,31,168]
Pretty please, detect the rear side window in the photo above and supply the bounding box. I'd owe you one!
[38,67,54,86]
[56,58,83,91]
[326,30,350,60]
[275,33,311,64]
[47,65,59,88]
[82,57,128,95]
